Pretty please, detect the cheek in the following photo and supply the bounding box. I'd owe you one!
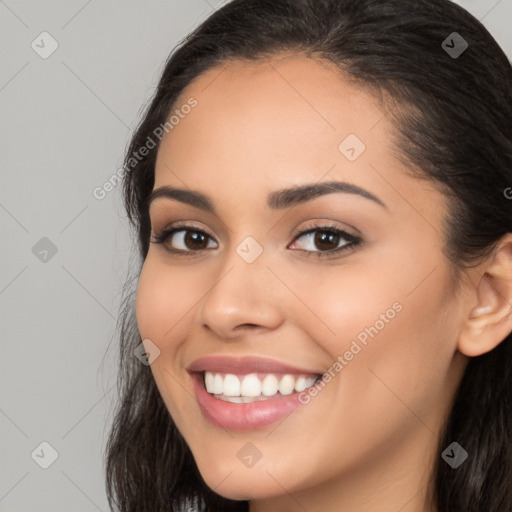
[324,271,454,439]
[135,256,193,341]
[135,261,163,340]
[134,257,199,424]
[288,246,455,428]
[279,258,404,359]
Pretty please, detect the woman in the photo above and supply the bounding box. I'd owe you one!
[104,0,512,510]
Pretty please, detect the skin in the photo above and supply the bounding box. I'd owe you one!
[135,53,512,512]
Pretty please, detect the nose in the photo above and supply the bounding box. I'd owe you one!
[196,244,285,340]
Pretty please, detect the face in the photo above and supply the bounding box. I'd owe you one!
[135,53,468,507]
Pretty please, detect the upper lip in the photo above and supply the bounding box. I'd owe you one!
[187,356,323,376]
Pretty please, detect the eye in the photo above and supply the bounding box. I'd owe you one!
[150,222,363,258]
[151,224,217,256]
[287,222,362,258]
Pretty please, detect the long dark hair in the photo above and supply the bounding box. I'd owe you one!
[104,1,512,510]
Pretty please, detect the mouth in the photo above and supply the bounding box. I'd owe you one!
[187,356,324,430]
[199,370,322,403]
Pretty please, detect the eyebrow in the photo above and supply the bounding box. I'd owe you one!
[148,181,387,212]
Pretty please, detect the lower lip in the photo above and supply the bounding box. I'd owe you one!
[190,373,307,431]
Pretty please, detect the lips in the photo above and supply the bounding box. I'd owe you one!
[187,355,323,376]
[187,355,324,430]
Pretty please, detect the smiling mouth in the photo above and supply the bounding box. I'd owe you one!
[199,370,323,403]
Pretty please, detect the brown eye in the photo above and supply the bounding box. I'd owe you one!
[151,226,218,255]
[293,226,357,252]
[289,224,361,256]
[180,230,210,250]
[313,230,342,251]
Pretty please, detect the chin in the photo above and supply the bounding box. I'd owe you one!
[193,452,311,501]
[199,470,285,501]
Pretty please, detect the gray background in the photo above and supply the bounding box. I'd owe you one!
[1,1,510,510]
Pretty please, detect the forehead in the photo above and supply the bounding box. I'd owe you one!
[153,53,447,228]
[156,54,386,179]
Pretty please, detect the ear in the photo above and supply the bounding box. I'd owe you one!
[458,234,512,357]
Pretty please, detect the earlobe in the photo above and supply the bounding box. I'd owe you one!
[457,235,512,358]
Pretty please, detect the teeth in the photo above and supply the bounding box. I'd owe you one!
[204,371,214,391]
[278,374,295,395]
[262,374,278,396]
[294,376,308,392]
[306,377,317,387]
[240,374,261,397]
[213,374,223,394]
[223,374,240,396]
[203,371,319,400]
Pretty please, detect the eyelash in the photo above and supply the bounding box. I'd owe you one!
[150,222,363,259]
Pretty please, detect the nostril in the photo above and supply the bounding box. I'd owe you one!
[238,323,261,330]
